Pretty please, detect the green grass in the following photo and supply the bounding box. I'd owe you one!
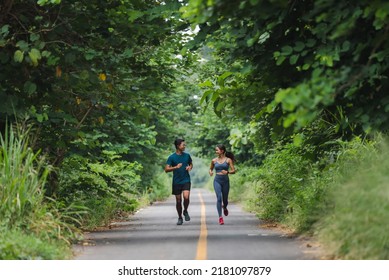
[0,229,71,260]
[316,140,389,259]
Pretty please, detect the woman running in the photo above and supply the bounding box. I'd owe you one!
[209,144,236,225]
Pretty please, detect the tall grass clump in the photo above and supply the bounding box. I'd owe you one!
[0,124,49,228]
[316,137,389,259]
[0,123,76,259]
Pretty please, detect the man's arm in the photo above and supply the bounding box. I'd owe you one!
[186,162,193,171]
[165,163,182,173]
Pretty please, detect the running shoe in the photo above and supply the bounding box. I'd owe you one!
[219,217,224,225]
[223,207,229,216]
[183,210,190,221]
[177,217,183,225]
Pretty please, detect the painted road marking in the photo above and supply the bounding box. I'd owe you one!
[195,191,207,260]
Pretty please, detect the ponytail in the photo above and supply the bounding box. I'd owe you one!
[226,151,235,162]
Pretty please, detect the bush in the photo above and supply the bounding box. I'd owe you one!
[229,166,262,212]
[255,144,310,221]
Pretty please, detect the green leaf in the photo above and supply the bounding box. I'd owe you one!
[293,134,303,146]
[1,25,9,35]
[294,41,305,52]
[283,114,296,128]
[276,55,286,65]
[80,70,89,80]
[199,80,213,87]
[41,50,51,57]
[36,114,44,123]
[374,7,389,29]
[123,48,133,58]
[128,10,144,22]
[16,40,29,51]
[325,56,333,67]
[289,54,299,65]
[306,39,316,48]
[217,71,233,87]
[23,81,37,95]
[30,33,40,42]
[28,48,41,66]
[281,45,293,55]
[200,90,213,105]
[211,91,221,102]
[341,41,350,52]
[247,37,256,47]
[14,50,24,63]
[370,50,389,62]
[37,0,61,6]
[258,32,270,44]
[84,50,96,61]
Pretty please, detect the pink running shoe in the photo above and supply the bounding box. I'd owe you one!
[219,217,224,225]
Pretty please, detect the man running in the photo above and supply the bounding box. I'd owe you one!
[165,138,193,225]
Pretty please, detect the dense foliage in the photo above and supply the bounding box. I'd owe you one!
[183,0,389,259]
[0,0,199,258]
[0,0,199,200]
[183,0,389,151]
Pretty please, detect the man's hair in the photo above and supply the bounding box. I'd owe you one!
[174,138,185,149]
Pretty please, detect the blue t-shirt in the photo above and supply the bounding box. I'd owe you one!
[166,152,192,184]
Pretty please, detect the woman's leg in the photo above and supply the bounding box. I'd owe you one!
[213,180,223,217]
[222,180,230,209]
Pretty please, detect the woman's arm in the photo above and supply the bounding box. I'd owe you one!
[209,159,215,176]
[227,158,236,174]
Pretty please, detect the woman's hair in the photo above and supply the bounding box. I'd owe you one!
[216,144,235,162]
[174,138,185,149]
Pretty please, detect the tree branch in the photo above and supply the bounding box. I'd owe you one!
[76,105,93,129]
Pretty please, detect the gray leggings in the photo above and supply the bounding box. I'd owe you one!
[213,175,230,217]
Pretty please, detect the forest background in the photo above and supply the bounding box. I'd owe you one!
[0,0,388,260]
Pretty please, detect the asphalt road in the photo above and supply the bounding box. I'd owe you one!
[74,188,319,260]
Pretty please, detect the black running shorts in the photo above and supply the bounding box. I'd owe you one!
[172,182,191,195]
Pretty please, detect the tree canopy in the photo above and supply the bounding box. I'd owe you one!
[182,0,389,154]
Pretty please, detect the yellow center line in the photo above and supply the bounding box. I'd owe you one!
[195,191,207,260]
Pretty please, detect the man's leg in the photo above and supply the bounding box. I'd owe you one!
[182,190,190,212]
[182,190,190,221]
[175,194,183,217]
[175,193,184,225]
